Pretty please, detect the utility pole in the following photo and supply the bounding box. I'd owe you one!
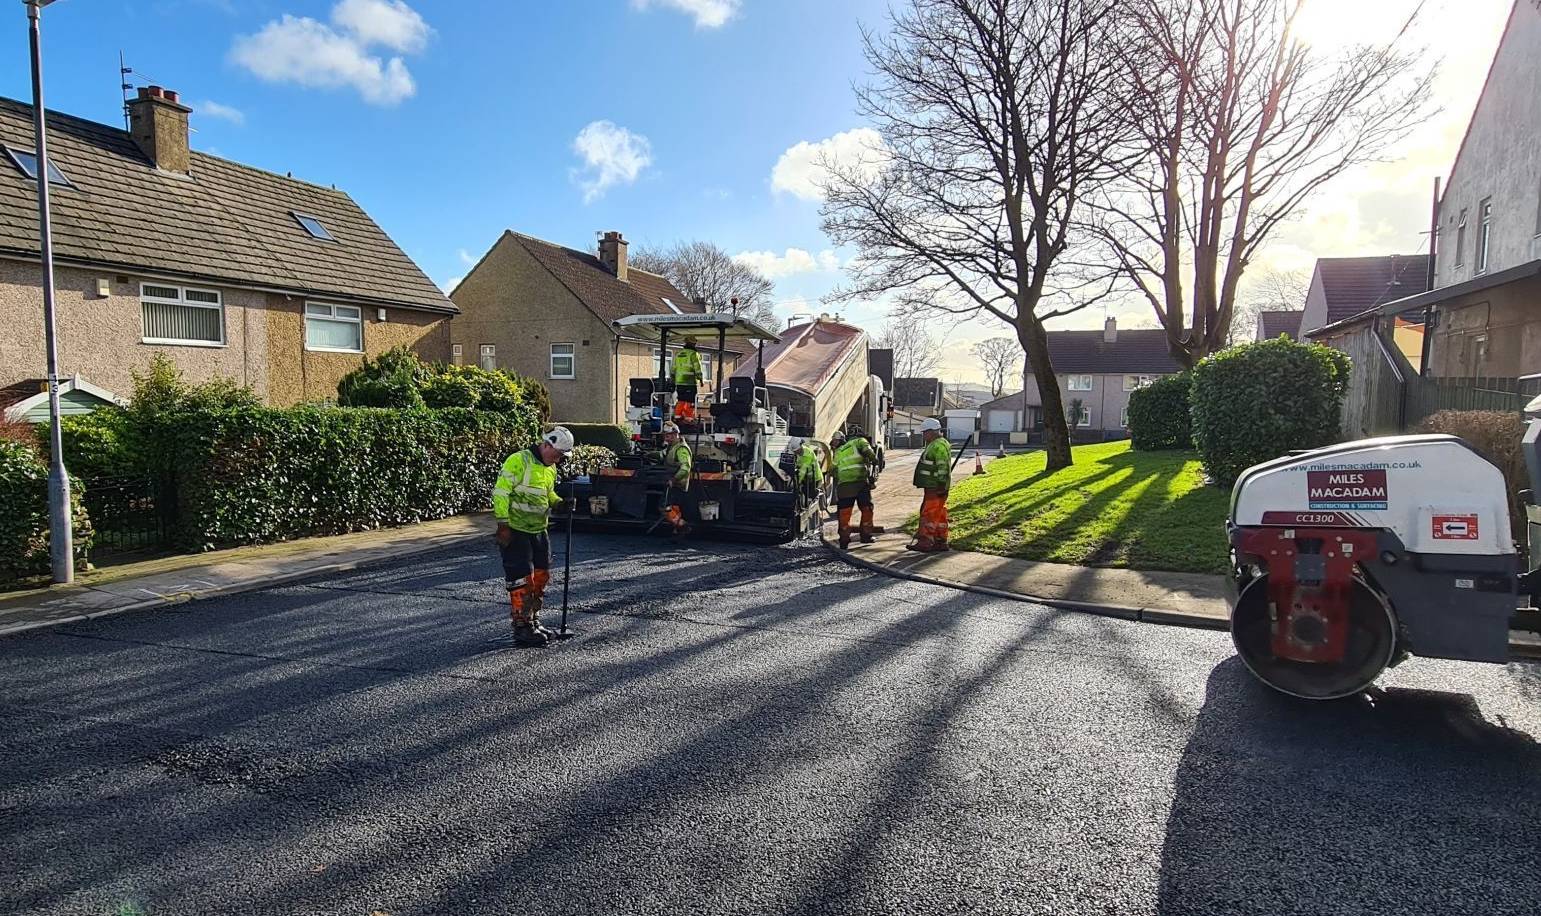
[27,0,72,584]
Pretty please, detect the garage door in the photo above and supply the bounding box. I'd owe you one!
[987,409,1015,432]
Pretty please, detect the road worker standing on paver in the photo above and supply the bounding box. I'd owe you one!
[910,417,951,552]
[833,426,879,549]
[672,337,705,425]
[657,421,693,534]
[492,427,575,647]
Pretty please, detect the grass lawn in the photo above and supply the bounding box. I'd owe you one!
[938,440,1231,574]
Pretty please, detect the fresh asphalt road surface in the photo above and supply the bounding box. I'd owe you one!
[5,536,1541,916]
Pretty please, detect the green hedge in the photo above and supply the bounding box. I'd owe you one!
[1190,338,1350,487]
[169,405,538,548]
[0,440,92,583]
[1127,373,1192,451]
[563,423,633,454]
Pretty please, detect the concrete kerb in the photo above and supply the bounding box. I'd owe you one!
[816,528,1227,633]
[0,530,487,639]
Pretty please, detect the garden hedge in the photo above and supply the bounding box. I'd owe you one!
[563,423,633,454]
[1127,372,1192,451]
[1189,337,1350,487]
[169,405,539,548]
[0,440,92,583]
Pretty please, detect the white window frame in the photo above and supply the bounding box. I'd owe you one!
[451,344,463,365]
[1068,375,1093,392]
[304,302,364,353]
[1069,405,1092,428]
[550,342,577,380]
[1124,374,1158,391]
[140,282,225,347]
[1476,198,1493,275]
[1455,209,1468,266]
[479,345,496,371]
[1120,406,1130,428]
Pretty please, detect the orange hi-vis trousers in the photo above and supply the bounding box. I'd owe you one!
[916,489,949,548]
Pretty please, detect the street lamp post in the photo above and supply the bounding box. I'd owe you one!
[26,0,72,584]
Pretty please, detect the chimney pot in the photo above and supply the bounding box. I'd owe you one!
[1103,316,1118,344]
[148,85,164,98]
[164,89,179,103]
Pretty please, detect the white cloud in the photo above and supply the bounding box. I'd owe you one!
[330,0,431,52]
[732,247,841,279]
[771,127,887,201]
[196,100,245,125]
[631,0,741,29]
[457,248,477,266]
[571,120,653,203]
[229,1,432,106]
[441,276,463,294]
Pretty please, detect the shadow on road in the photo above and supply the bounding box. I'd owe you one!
[1158,657,1541,916]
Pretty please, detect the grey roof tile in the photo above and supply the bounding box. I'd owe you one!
[0,97,453,314]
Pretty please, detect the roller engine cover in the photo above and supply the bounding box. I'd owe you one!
[1227,434,1520,698]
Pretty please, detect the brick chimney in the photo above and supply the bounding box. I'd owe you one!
[127,86,192,174]
[1103,316,1118,343]
[598,230,629,282]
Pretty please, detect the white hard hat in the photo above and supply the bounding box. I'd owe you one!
[786,437,804,451]
[543,426,575,453]
[920,418,943,432]
[661,422,680,435]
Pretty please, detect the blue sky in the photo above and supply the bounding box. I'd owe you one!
[1,0,1516,384]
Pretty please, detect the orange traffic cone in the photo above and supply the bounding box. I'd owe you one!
[973,451,986,475]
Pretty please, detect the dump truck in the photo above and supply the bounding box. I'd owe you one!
[731,317,891,482]
[556,313,820,542]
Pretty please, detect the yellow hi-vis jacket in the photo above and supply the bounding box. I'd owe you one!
[795,443,822,487]
[834,436,878,486]
[673,348,704,386]
[492,449,561,533]
[658,440,693,490]
[913,436,951,491]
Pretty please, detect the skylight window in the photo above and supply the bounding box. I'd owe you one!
[293,212,336,241]
[4,146,71,186]
[661,296,684,314]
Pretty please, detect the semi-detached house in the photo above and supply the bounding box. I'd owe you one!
[449,230,742,424]
[0,88,455,411]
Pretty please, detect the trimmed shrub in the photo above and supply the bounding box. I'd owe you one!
[337,346,428,409]
[420,372,479,409]
[0,439,92,583]
[169,405,539,548]
[560,444,618,482]
[1190,337,1351,487]
[58,408,136,481]
[1419,409,1527,543]
[1127,373,1192,451]
[563,423,633,454]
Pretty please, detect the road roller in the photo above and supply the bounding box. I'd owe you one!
[1226,421,1541,700]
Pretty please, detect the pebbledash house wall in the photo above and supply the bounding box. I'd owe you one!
[1,257,450,406]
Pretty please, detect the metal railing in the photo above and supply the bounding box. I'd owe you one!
[81,475,173,557]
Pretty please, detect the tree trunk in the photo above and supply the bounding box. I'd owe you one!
[1019,319,1073,471]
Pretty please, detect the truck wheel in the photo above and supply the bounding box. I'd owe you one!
[1231,574,1398,701]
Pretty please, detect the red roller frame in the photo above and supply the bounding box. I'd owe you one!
[1232,527,1382,664]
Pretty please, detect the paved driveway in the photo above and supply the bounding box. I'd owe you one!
[3,536,1540,915]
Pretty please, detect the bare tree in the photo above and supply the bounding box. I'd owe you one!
[876,313,943,380]
[630,241,778,328]
[822,0,1128,470]
[971,337,1020,396]
[1230,266,1308,344]
[1099,0,1434,366]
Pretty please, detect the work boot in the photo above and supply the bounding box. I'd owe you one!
[860,530,876,544]
[513,622,549,647]
[837,507,853,549]
[530,571,555,636]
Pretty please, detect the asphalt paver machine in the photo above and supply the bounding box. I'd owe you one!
[558,313,818,542]
[1225,400,1541,699]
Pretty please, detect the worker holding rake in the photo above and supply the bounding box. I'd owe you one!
[910,417,950,552]
[492,427,575,647]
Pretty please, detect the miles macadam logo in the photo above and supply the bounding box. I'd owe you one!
[1307,469,1389,510]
